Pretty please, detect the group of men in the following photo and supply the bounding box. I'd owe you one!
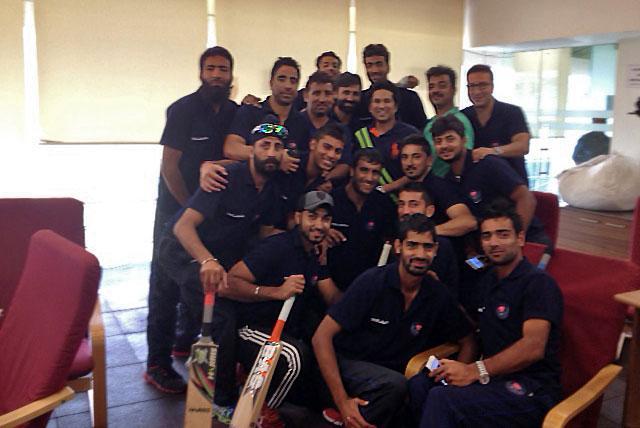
[144,43,563,428]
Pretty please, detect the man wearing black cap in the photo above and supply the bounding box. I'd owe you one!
[145,120,287,398]
[221,190,341,426]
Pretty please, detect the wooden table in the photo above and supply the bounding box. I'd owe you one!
[615,290,640,428]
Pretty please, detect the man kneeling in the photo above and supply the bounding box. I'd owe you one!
[313,214,475,428]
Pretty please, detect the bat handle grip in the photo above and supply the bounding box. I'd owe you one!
[377,242,392,266]
[201,291,215,338]
[269,296,296,342]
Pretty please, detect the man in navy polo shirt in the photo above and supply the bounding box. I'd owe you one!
[223,57,308,173]
[354,81,420,195]
[327,148,396,291]
[147,121,286,398]
[357,43,427,129]
[300,71,352,183]
[409,200,563,428]
[431,115,548,246]
[431,115,549,312]
[397,182,460,297]
[220,191,341,426]
[293,51,342,111]
[331,72,367,137]
[462,64,531,182]
[313,214,476,428]
[399,135,477,237]
[146,46,237,393]
[277,122,346,226]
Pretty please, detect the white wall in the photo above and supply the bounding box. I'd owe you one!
[218,0,464,118]
[464,0,640,49]
[612,37,640,159]
[36,0,207,143]
[1,0,24,146]
[358,0,464,116]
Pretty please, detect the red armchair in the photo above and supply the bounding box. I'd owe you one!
[0,230,101,427]
[0,198,106,427]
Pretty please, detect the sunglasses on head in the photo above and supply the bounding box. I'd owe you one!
[251,123,289,139]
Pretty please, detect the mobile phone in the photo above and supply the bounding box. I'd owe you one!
[425,355,448,385]
[465,255,487,270]
[287,148,300,158]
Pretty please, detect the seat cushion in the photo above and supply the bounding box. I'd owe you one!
[68,338,94,379]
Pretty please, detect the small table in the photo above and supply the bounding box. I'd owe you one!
[615,290,640,428]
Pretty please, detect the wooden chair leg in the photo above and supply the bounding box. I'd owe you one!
[89,301,107,427]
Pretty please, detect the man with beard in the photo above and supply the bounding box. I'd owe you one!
[301,71,352,184]
[357,43,427,129]
[422,65,474,178]
[396,182,460,296]
[431,115,549,312]
[223,57,308,172]
[277,122,346,227]
[200,57,308,191]
[293,51,342,111]
[221,191,341,427]
[327,148,396,292]
[462,64,531,182]
[313,214,476,428]
[151,120,286,409]
[409,200,562,428]
[399,135,476,237]
[331,72,366,136]
[431,115,547,244]
[199,122,346,233]
[354,81,420,195]
[145,46,237,393]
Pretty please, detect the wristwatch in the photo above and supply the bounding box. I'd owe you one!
[493,146,504,156]
[475,360,490,384]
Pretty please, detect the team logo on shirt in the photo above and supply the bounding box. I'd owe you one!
[495,303,510,320]
[469,190,482,204]
[505,380,527,396]
[366,220,376,231]
[410,322,423,336]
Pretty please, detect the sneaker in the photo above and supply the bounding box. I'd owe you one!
[171,345,191,358]
[322,408,344,426]
[257,405,285,428]
[212,403,235,424]
[144,365,187,394]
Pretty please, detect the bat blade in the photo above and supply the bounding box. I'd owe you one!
[184,291,216,428]
[230,296,296,428]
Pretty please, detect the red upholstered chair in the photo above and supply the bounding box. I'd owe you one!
[0,230,101,428]
[0,198,106,427]
[0,198,85,318]
[532,190,560,247]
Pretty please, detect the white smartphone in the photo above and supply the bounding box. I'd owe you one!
[425,355,448,385]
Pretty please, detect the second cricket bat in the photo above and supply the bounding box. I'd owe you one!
[184,290,216,428]
[229,296,296,428]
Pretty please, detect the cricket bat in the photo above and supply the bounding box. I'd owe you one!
[378,241,392,266]
[230,296,296,428]
[184,290,217,428]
